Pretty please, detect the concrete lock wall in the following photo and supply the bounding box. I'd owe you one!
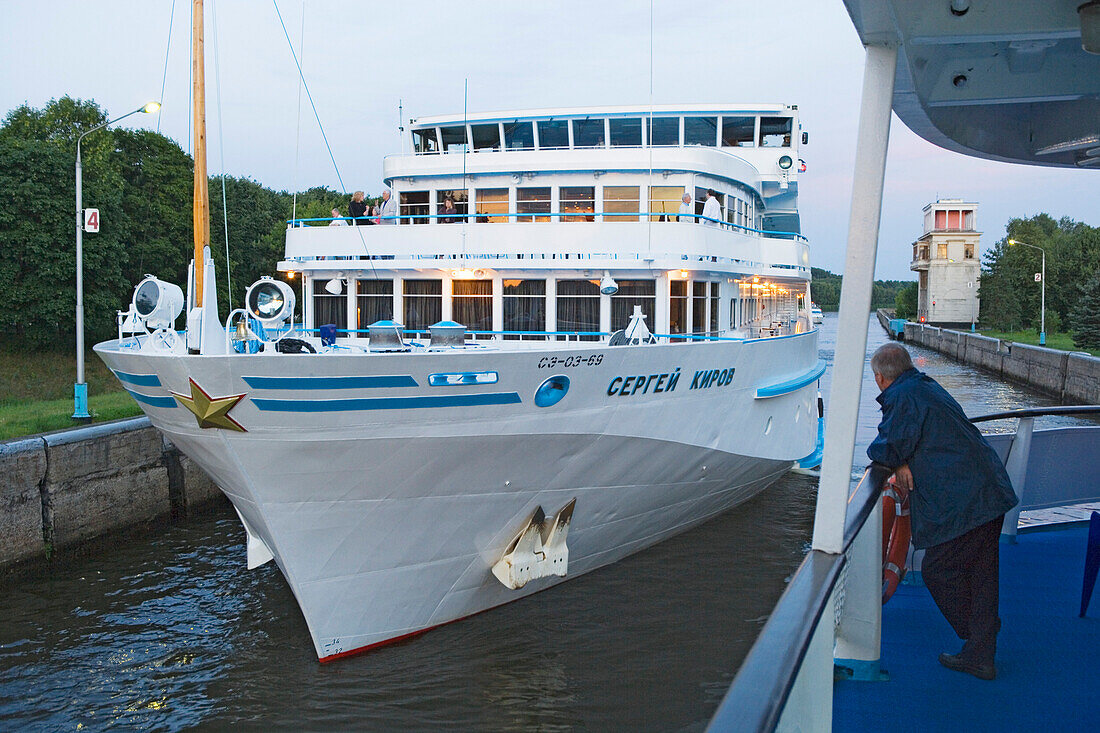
[0,417,223,570]
[901,322,1100,404]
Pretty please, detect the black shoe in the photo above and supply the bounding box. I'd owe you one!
[938,652,996,680]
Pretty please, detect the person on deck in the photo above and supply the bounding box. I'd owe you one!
[378,188,399,224]
[439,196,458,223]
[867,343,1018,681]
[678,192,694,222]
[328,208,347,226]
[702,189,720,225]
[349,191,368,225]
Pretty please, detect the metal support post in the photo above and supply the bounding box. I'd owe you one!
[73,142,90,420]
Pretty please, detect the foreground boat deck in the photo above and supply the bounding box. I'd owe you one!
[833,522,1099,731]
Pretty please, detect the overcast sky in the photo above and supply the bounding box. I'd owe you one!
[2,1,1096,280]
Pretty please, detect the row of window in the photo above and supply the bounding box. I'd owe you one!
[412,115,794,154]
[913,242,976,261]
[397,185,756,228]
[311,278,725,336]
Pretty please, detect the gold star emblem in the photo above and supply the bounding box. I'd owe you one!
[171,378,248,432]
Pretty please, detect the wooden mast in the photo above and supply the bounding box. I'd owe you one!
[192,0,209,305]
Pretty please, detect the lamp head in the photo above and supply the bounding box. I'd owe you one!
[245,277,296,326]
[143,101,161,114]
[599,273,618,296]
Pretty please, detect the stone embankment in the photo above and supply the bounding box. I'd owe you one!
[902,322,1100,404]
[0,418,221,570]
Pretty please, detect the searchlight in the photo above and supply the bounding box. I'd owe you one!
[131,276,184,330]
[245,277,296,327]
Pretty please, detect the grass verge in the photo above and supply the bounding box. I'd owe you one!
[978,330,1100,357]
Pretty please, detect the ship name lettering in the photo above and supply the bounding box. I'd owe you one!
[689,367,736,390]
[607,368,681,397]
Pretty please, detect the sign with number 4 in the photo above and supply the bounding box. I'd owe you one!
[84,208,100,233]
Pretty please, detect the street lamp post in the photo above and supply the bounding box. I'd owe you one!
[73,101,161,420]
[1008,238,1046,346]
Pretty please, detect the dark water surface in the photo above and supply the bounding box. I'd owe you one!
[0,315,1086,731]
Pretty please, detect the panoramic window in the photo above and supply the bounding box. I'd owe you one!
[452,280,493,332]
[603,186,639,222]
[503,120,534,150]
[759,117,792,147]
[692,281,708,333]
[412,128,438,154]
[572,118,605,148]
[516,187,551,222]
[357,279,393,330]
[649,186,682,221]
[440,125,468,153]
[471,123,501,152]
[721,116,755,147]
[436,189,468,222]
[648,117,679,146]
[503,279,546,337]
[669,279,687,336]
[475,188,509,223]
[537,119,570,149]
[399,191,430,224]
[313,280,347,330]
[684,116,718,146]
[609,118,642,147]
[403,279,442,331]
[560,186,595,222]
[556,279,600,340]
[611,280,656,332]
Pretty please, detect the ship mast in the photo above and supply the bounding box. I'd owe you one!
[192,0,209,305]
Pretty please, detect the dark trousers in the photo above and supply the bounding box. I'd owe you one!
[922,514,1004,665]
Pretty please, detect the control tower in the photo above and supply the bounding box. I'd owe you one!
[910,199,981,327]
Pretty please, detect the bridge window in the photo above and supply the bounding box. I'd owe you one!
[452,279,492,332]
[440,125,468,152]
[413,128,438,154]
[560,186,596,222]
[313,280,347,330]
[759,117,792,147]
[649,186,682,221]
[537,119,569,149]
[357,279,393,331]
[503,279,546,336]
[721,116,755,147]
[611,280,656,331]
[648,117,679,146]
[504,120,534,150]
[556,279,600,340]
[475,188,509,223]
[684,116,718,146]
[471,123,501,152]
[516,187,551,222]
[603,186,639,222]
[403,279,442,331]
[400,191,430,224]
[609,118,642,146]
[572,118,605,148]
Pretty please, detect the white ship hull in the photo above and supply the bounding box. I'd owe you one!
[96,331,820,659]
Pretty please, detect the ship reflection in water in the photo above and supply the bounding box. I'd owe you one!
[0,315,1089,730]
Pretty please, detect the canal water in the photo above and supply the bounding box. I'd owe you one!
[0,315,1085,731]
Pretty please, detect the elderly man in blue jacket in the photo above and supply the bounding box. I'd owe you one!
[867,343,1018,680]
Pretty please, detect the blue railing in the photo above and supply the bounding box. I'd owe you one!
[291,327,752,342]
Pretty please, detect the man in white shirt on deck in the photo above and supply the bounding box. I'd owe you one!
[702,189,721,225]
[678,191,694,222]
[378,188,399,224]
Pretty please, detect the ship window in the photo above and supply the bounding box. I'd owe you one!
[572,118,605,148]
[611,280,656,331]
[516,187,551,222]
[609,118,642,147]
[759,117,792,147]
[692,281,708,333]
[537,119,569,149]
[436,189,468,222]
[503,279,546,337]
[649,186,682,222]
[313,280,348,330]
[694,187,724,219]
[475,188,509,223]
[603,186,639,222]
[721,116,755,147]
[471,123,501,152]
[670,279,687,336]
[648,117,679,146]
[403,279,442,331]
[684,116,718,146]
[560,186,595,222]
[357,279,393,331]
[413,128,438,154]
[400,191,430,225]
[710,282,720,334]
[440,125,468,152]
[503,120,534,150]
[556,279,600,340]
[452,279,493,332]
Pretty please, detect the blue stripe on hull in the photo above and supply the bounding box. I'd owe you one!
[126,389,178,408]
[755,360,827,398]
[112,370,162,387]
[242,375,418,390]
[251,392,522,412]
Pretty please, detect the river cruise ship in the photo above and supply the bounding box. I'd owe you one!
[96,104,823,661]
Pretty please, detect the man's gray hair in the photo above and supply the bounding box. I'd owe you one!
[870,343,913,381]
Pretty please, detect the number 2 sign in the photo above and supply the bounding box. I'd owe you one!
[84,208,100,233]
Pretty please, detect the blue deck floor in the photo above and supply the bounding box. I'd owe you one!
[834,524,1099,732]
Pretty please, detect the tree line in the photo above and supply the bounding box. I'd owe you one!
[810,267,911,312]
[0,96,354,350]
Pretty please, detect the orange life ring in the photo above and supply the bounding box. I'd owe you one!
[881,476,911,603]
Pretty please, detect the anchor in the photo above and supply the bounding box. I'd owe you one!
[491,498,576,590]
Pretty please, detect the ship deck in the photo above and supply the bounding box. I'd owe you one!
[833,520,1099,732]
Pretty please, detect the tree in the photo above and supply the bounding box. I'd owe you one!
[895,282,917,319]
[1067,270,1100,349]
